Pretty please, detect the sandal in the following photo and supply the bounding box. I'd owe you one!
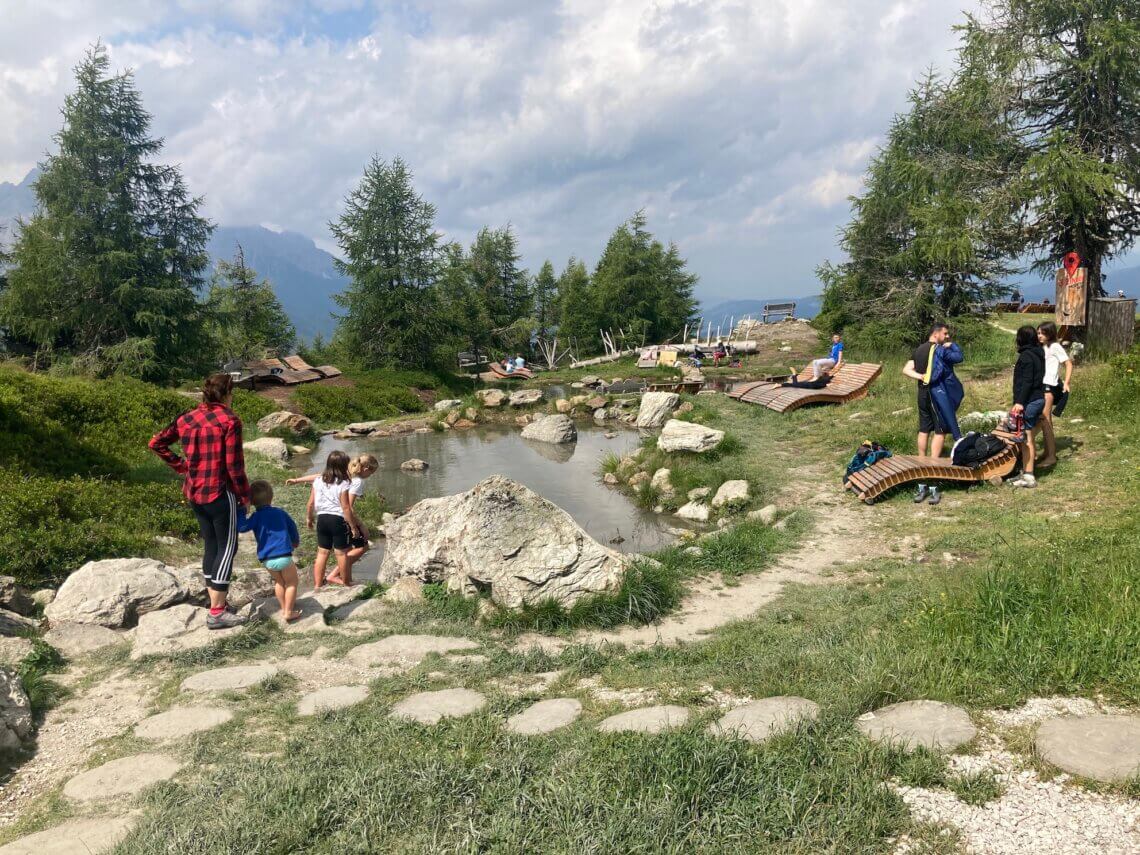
[284,610,304,623]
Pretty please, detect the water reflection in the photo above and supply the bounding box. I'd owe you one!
[292,423,685,581]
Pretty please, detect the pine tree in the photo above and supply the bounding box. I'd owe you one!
[533,260,558,338]
[467,225,532,332]
[205,245,296,362]
[0,44,213,380]
[330,156,444,368]
[555,258,596,350]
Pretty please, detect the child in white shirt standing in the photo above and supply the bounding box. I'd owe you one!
[1036,321,1072,470]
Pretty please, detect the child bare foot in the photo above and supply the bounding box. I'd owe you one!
[284,609,304,623]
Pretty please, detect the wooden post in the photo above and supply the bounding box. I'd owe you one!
[1086,298,1137,356]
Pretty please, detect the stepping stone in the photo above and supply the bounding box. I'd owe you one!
[297,685,369,717]
[134,705,233,740]
[42,623,126,658]
[856,700,976,752]
[180,664,278,693]
[390,688,486,725]
[597,705,690,734]
[708,696,820,743]
[0,815,136,854]
[505,698,582,735]
[63,753,181,802]
[347,635,478,669]
[1035,714,1140,782]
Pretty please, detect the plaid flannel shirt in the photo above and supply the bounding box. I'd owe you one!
[149,403,251,506]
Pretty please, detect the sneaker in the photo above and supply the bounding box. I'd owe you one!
[1015,474,1037,489]
[927,487,942,505]
[912,484,928,503]
[206,609,249,630]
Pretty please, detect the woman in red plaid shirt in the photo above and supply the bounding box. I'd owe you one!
[150,373,251,629]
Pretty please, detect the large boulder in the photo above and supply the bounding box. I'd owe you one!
[256,411,313,436]
[636,392,680,429]
[243,437,290,462]
[0,577,34,617]
[521,415,577,445]
[712,480,750,508]
[509,389,543,407]
[226,569,276,609]
[650,468,674,497]
[657,419,724,454]
[476,389,507,408]
[131,603,242,659]
[46,559,185,628]
[434,399,463,412]
[379,476,628,608]
[346,420,385,434]
[0,610,37,637]
[0,668,33,750]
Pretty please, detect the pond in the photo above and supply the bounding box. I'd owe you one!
[291,423,687,582]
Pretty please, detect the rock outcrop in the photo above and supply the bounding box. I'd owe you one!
[509,389,543,407]
[476,389,507,408]
[657,419,724,453]
[243,437,290,462]
[521,414,577,445]
[46,559,186,628]
[635,392,680,429]
[379,476,628,608]
[256,411,313,436]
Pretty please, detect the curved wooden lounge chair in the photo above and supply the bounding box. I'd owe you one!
[488,362,534,380]
[846,431,1020,504]
[727,362,882,412]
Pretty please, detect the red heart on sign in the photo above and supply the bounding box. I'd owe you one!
[1063,252,1080,278]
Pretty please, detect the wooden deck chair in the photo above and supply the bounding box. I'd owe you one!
[727,363,883,412]
[488,362,534,380]
[846,431,1020,504]
[314,365,342,378]
[637,350,658,369]
[282,355,316,373]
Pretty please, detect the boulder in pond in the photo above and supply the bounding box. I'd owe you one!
[242,437,290,462]
[256,411,313,436]
[378,475,628,608]
[476,389,507,408]
[555,399,572,414]
[401,458,429,472]
[346,420,385,433]
[657,419,724,453]
[521,415,577,445]
[509,389,543,407]
[635,392,680,429]
[46,559,185,628]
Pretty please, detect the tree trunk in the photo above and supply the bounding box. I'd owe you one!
[1086,297,1136,356]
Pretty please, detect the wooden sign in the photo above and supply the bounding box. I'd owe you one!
[1055,260,1087,327]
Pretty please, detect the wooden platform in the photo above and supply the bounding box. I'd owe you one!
[647,380,703,394]
[845,432,1020,504]
[726,363,882,413]
[488,363,534,380]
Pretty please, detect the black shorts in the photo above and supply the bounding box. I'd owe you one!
[316,514,350,551]
[917,385,946,435]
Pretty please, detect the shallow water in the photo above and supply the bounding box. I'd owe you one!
[291,423,683,582]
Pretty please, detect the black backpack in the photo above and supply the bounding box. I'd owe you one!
[951,432,1006,468]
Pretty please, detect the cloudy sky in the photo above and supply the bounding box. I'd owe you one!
[0,0,987,303]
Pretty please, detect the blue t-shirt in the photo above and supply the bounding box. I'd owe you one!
[830,341,844,362]
[238,505,300,562]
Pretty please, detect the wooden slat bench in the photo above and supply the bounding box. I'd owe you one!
[762,301,796,322]
[488,362,534,380]
[846,430,1020,504]
[281,355,343,379]
[726,363,882,412]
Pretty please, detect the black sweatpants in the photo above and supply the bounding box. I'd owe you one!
[190,491,238,592]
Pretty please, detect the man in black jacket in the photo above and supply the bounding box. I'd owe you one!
[1009,325,1047,488]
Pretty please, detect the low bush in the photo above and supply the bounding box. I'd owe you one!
[292,371,428,426]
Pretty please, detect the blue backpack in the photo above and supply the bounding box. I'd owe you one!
[843,442,892,484]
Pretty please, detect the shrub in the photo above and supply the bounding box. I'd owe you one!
[230,389,280,430]
[292,372,427,426]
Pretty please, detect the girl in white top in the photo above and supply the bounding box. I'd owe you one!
[1035,322,1072,470]
[287,452,378,586]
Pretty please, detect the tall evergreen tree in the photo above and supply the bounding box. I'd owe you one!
[0,44,212,380]
[467,225,532,332]
[204,245,295,362]
[330,156,444,368]
[961,0,1140,294]
[555,257,597,350]
[533,259,558,338]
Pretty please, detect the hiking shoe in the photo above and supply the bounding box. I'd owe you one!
[912,484,928,503]
[927,487,942,505]
[1015,474,1037,489]
[206,609,249,630]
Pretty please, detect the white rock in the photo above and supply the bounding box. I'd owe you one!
[657,419,724,453]
[0,609,37,637]
[378,476,629,608]
[181,664,279,693]
[256,411,313,435]
[509,389,543,407]
[46,559,185,628]
[134,706,233,740]
[708,696,820,743]
[63,754,181,802]
[597,705,690,734]
[749,505,779,526]
[384,577,424,604]
[675,502,710,522]
[345,420,385,433]
[434,399,463,411]
[476,389,507,408]
[505,698,582,735]
[401,458,429,472]
[167,564,208,604]
[688,487,711,502]
[130,604,242,660]
[43,623,126,658]
[521,414,578,445]
[635,392,680,428]
[226,568,276,609]
[0,669,32,750]
[242,436,290,462]
[346,635,478,668]
[712,480,749,508]
[390,688,486,724]
[0,637,33,666]
[650,468,674,496]
[0,577,34,616]
[0,816,137,854]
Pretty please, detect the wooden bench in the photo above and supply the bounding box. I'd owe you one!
[762,302,796,322]
[458,351,488,370]
[846,432,1020,504]
[281,355,342,379]
[726,362,882,413]
[488,362,534,380]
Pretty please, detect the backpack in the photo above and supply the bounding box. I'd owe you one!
[843,441,892,484]
[951,432,1007,468]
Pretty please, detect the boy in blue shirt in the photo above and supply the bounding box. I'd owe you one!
[807,333,845,380]
[238,480,302,622]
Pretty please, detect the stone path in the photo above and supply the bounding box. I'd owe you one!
[63,753,181,802]
[856,700,977,752]
[597,705,690,734]
[347,635,479,668]
[505,698,582,735]
[0,814,136,854]
[180,664,279,693]
[1035,714,1140,783]
[134,705,232,740]
[708,696,820,744]
[390,688,487,725]
[297,685,370,717]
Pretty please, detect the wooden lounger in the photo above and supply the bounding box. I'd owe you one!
[726,363,882,412]
[488,363,534,380]
[637,355,658,369]
[846,429,1020,504]
[281,355,343,379]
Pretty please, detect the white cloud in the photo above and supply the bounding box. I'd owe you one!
[0,0,984,299]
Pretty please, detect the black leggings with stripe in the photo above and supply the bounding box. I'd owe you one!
[190,491,238,592]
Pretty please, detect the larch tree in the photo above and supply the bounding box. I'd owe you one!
[205,245,295,362]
